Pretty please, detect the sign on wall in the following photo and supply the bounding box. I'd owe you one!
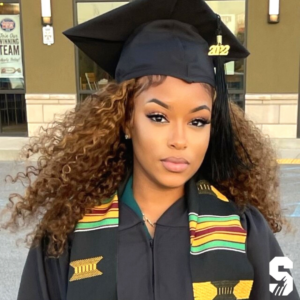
[0,14,24,78]
[43,25,54,45]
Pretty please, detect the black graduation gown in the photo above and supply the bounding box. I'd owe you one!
[17,198,300,300]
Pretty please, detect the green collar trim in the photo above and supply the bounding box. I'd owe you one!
[121,174,152,239]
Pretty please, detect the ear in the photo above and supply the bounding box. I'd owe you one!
[122,119,133,137]
[122,97,135,137]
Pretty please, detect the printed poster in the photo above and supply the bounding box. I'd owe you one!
[0,15,24,78]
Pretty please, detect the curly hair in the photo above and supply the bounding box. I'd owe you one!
[1,75,292,256]
[215,103,291,234]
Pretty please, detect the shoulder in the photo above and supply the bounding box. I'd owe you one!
[196,179,271,232]
[29,231,74,260]
[238,203,271,234]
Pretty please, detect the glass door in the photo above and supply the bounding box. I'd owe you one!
[0,0,27,136]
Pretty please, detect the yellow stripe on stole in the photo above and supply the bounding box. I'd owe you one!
[193,281,217,300]
[234,280,254,299]
[191,233,246,247]
[78,210,119,223]
[194,230,244,240]
[193,280,253,300]
[189,220,242,230]
[77,196,118,223]
[211,186,229,202]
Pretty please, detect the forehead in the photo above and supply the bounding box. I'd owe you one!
[135,76,213,107]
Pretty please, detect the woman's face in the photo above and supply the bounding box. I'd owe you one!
[126,75,212,188]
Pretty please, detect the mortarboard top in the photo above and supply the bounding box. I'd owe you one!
[63,0,252,182]
[63,0,249,86]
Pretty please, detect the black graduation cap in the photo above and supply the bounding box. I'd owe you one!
[63,0,251,182]
[63,0,249,86]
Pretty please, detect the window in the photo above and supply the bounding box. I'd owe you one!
[75,0,247,108]
[0,1,27,136]
[75,1,128,102]
[207,0,247,108]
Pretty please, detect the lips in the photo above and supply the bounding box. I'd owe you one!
[161,157,189,173]
[161,157,189,164]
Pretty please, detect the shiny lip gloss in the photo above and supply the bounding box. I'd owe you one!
[161,160,189,172]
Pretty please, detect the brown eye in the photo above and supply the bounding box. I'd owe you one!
[146,113,168,123]
[191,118,211,127]
[146,113,211,128]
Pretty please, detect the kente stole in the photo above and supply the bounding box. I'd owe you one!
[66,174,254,300]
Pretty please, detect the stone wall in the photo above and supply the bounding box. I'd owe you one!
[245,94,298,138]
[26,94,76,137]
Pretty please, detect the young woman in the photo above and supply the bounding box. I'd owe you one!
[2,0,299,299]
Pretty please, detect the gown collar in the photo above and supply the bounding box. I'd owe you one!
[117,167,189,228]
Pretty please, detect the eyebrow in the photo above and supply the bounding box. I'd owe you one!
[146,98,211,113]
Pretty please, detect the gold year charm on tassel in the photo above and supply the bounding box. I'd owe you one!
[208,35,230,56]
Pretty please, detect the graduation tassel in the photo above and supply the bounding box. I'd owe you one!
[207,14,248,182]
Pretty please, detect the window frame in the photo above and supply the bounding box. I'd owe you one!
[74,0,247,109]
[73,0,129,104]
[0,0,27,136]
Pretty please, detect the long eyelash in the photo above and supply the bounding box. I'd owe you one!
[195,119,211,125]
[146,113,211,127]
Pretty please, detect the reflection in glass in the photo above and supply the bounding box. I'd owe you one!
[0,3,27,135]
[78,49,114,91]
[207,0,246,108]
[77,2,128,91]
[0,3,20,14]
[0,93,27,135]
[76,1,246,108]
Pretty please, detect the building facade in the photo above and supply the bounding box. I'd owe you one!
[0,0,299,139]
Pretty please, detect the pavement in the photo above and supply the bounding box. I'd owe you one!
[0,138,300,299]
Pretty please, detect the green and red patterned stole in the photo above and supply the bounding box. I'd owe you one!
[189,184,247,256]
[74,195,119,233]
[67,173,254,300]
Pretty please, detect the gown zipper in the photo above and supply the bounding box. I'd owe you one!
[149,238,155,299]
[141,220,155,300]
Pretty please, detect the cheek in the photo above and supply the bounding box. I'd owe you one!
[193,127,211,157]
[131,114,161,153]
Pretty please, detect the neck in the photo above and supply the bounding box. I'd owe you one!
[131,169,184,220]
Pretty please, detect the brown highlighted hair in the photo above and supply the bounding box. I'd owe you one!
[1,75,291,256]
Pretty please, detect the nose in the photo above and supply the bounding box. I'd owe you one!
[168,122,187,150]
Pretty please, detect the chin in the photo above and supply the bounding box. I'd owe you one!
[156,171,190,188]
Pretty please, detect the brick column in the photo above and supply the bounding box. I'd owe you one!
[26,94,76,137]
